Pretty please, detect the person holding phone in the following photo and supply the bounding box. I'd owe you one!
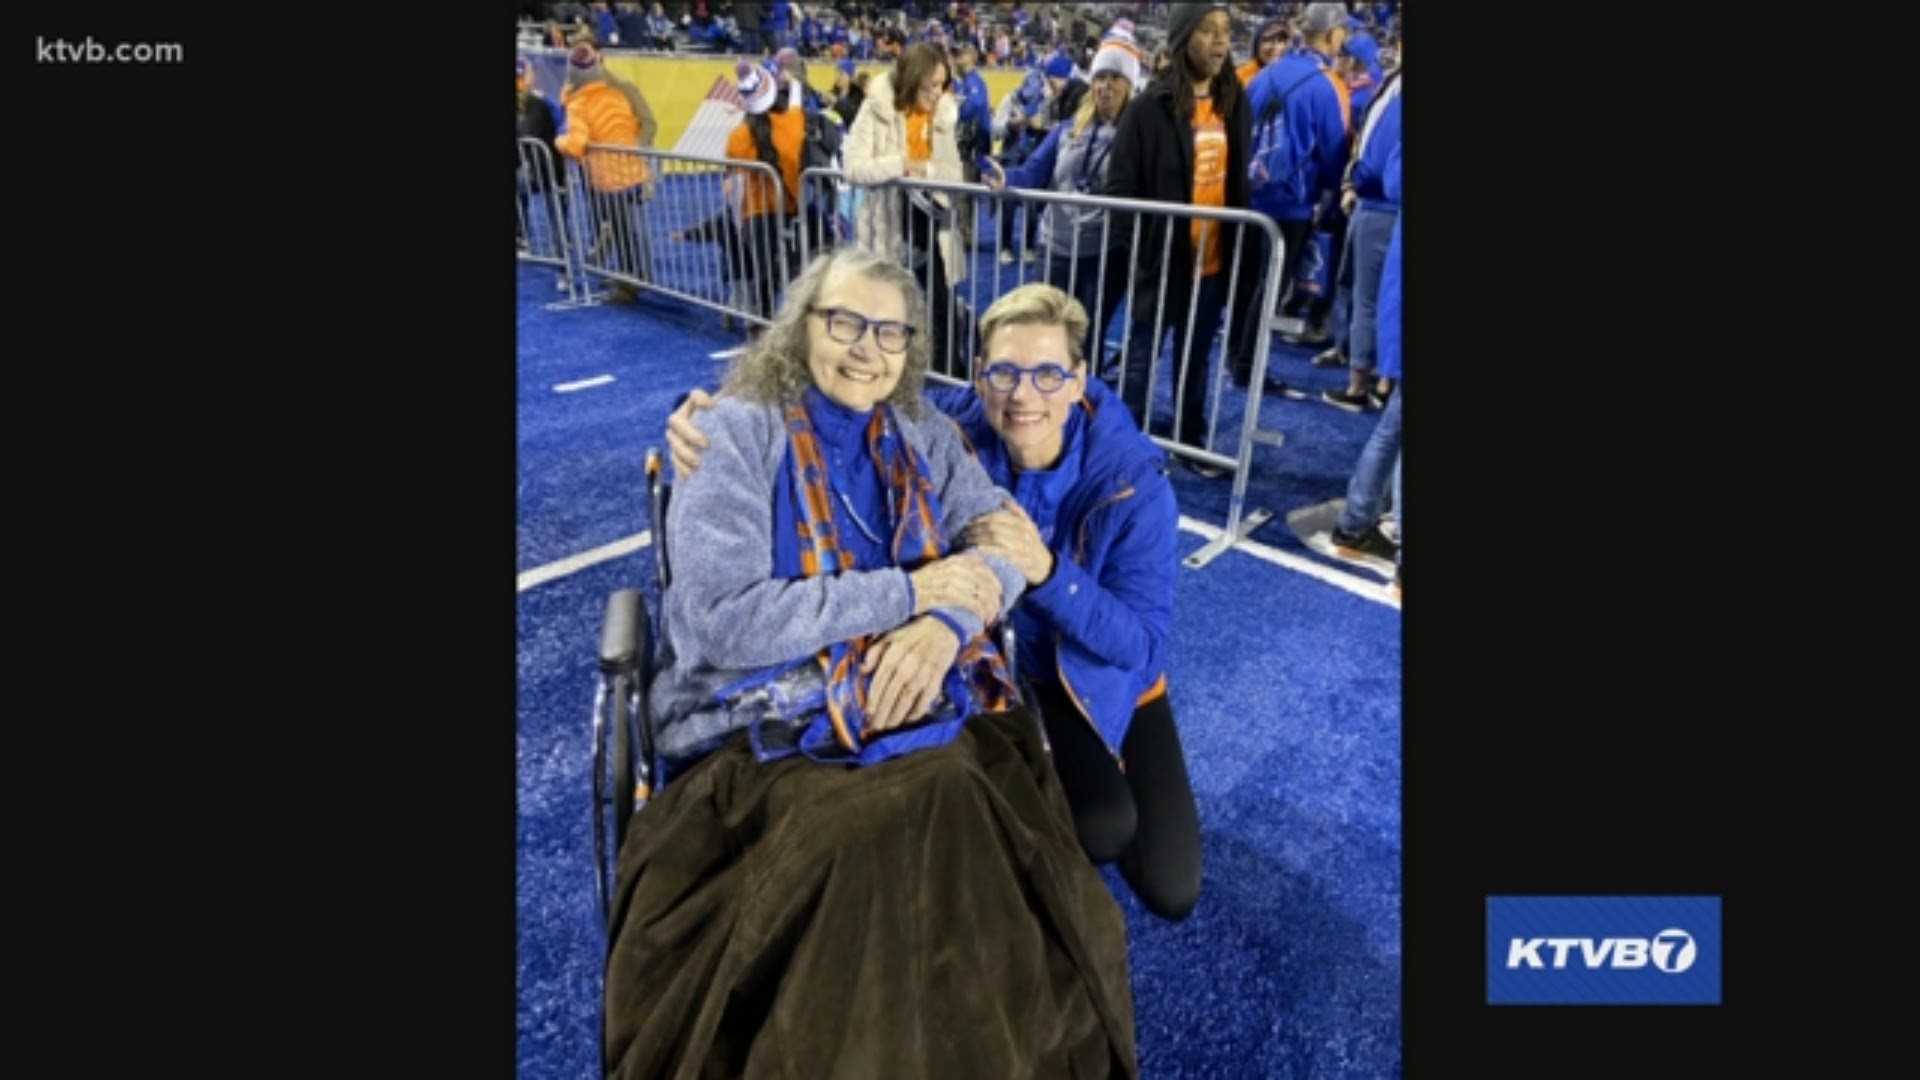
[981,25,1143,371]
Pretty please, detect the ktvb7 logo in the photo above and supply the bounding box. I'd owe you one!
[1505,929,1697,973]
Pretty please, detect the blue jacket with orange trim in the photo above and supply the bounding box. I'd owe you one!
[925,375,1177,754]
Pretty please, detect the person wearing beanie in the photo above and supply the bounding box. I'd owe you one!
[1231,0,1353,377]
[1341,31,1384,127]
[725,58,809,322]
[1034,51,1088,138]
[1105,3,1279,446]
[556,42,656,302]
[774,46,826,113]
[1237,15,1290,87]
[825,59,865,128]
[844,42,972,376]
[982,27,1142,368]
[1095,17,1146,90]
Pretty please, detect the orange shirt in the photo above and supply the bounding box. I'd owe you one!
[1189,95,1227,278]
[725,108,806,219]
[1235,59,1262,87]
[906,108,933,163]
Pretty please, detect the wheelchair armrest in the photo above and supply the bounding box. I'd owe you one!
[599,589,645,675]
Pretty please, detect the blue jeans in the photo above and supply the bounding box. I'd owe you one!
[1342,206,1397,374]
[1336,383,1402,536]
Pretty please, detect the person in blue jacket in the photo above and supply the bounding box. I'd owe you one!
[667,283,1203,921]
[1323,79,1399,411]
[1230,0,1352,374]
[1330,138,1403,586]
[981,26,1142,366]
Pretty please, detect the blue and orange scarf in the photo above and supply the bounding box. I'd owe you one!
[750,400,1015,766]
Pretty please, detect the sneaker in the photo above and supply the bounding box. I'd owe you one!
[1320,388,1370,413]
[1311,346,1348,367]
[998,250,1016,266]
[1280,322,1331,347]
[1260,375,1307,400]
[1022,249,1038,264]
[1330,525,1399,562]
[1180,458,1230,479]
[1229,370,1303,399]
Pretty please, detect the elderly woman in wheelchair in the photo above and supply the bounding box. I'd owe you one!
[668,282,1203,924]
[602,248,1136,1079]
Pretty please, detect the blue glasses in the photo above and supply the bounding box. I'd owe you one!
[980,361,1078,395]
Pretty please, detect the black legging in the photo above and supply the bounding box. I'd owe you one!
[1033,679,1202,921]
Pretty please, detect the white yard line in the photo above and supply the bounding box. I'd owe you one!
[553,374,615,393]
[516,531,651,593]
[1177,515,1399,608]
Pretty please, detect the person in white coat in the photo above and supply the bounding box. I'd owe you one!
[844,42,973,378]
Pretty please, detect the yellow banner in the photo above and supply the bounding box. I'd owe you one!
[598,55,1029,150]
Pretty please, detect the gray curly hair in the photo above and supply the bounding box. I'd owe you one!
[720,247,930,420]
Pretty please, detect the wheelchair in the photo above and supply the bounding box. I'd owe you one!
[590,448,1040,933]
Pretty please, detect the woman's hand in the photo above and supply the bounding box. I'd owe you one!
[666,389,718,479]
[980,157,1006,191]
[860,615,961,733]
[960,504,1053,586]
[909,554,1002,624]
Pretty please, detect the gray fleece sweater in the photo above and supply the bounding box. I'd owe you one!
[651,395,1027,761]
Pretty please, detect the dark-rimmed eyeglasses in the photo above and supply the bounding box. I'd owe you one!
[810,307,916,354]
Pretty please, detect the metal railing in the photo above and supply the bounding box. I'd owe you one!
[544,145,796,325]
[798,168,1288,568]
[521,150,1298,569]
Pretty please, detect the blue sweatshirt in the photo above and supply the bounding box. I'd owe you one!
[1246,49,1351,221]
[955,68,994,149]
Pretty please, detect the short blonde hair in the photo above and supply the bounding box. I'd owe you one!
[976,283,1090,369]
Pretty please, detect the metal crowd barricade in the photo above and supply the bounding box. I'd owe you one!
[558,145,793,326]
[798,167,1287,569]
[517,137,592,307]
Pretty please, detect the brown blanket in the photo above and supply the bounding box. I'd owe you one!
[604,706,1138,1078]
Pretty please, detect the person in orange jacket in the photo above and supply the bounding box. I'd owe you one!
[556,43,656,302]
